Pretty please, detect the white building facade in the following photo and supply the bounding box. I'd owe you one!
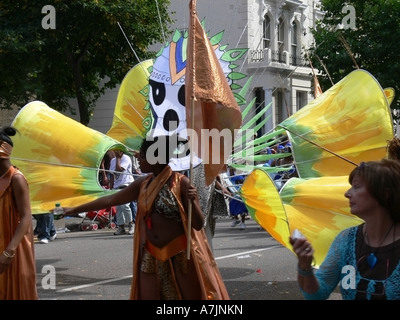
[75,0,323,135]
[245,0,324,133]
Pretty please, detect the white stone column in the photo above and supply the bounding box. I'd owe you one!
[264,88,274,132]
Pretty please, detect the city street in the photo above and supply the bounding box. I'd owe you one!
[34,216,341,302]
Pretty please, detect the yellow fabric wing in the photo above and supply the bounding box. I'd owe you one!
[11,101,128,214]
[279,69,394,178]
[281,176,363,267]
[240,168,291,249]
[240,170,363,267]
[106,60,153,151]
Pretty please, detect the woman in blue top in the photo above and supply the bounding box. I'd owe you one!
[290,159,400,300]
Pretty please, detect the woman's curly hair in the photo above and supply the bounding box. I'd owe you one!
[387,137,400,161]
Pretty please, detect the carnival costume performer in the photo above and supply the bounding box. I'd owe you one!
[63,135,229,300]
[0,126,38,300]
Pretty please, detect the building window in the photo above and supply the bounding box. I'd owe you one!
[276,89,287,123]
[296,91,307,111]
[263,15,271,49]
[278,18,285,63]
[291,21,298,65]
[255,87,266,135]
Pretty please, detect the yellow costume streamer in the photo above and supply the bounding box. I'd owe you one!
[281,175,363,266]
[241,169,363,267]
[240,168,291,248]
[9,61,153,214]
[240,70,394,267]
[280,69,393,178]
[106,59,153,151]
[11,101,128,214]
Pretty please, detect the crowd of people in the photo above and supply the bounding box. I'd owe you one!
[4,122,400,300]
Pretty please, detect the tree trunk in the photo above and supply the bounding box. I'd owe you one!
[72,62,90,126]
[65,47,90,126]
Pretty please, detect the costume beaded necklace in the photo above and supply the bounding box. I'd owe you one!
[363,222,395,269]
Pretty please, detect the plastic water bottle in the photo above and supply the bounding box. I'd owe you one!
[53,202,63,220]
[292,229,305,241]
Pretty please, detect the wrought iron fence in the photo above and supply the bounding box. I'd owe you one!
[249,49,307,67]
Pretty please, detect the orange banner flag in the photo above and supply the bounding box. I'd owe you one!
[185,0,242,185]
[307,52,323,98]
[313,71,323,98]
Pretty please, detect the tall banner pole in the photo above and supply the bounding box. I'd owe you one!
[186,0,197,260]
[186,97,195,260]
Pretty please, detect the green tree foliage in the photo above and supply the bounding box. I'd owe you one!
[308,0,400,125]
[0,0,173,125]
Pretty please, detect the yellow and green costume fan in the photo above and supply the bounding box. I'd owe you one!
[279,69,393,178]
[11,101,128,214]
[240,69,394,267]
[106,59,153,151]
[240,169,363,267]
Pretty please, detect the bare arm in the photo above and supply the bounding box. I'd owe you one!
[63,176,146,216]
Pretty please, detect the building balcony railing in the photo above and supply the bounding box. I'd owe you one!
[249,48,308,67]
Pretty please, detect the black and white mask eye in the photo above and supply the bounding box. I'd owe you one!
[148,79,187,135]
[149,79,166,106]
